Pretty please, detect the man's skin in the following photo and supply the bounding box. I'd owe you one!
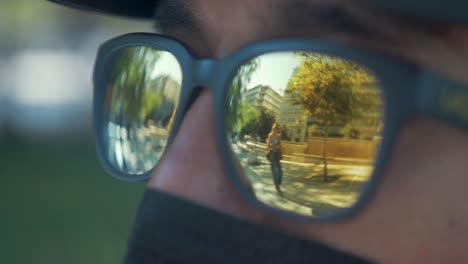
[143,0,468,263]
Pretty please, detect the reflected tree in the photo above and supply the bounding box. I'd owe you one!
[226,59,258,135]
[142,75,178,126]
[110,47,162,127]
[281,125,292,141]
[257,107,276,142]
[238,102,259,139]
[238,105,275,143]
[286,53,381,180]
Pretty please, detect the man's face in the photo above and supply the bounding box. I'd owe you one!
[146,0,468,263]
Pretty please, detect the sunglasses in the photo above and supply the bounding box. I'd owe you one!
[93,33,468,221]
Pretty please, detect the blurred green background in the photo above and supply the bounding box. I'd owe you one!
[0,1,153,263]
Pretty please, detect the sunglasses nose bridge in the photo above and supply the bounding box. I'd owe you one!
[191,59,218,90]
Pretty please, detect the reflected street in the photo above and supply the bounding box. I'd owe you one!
[106,122,169,175]
[232,140,372,217]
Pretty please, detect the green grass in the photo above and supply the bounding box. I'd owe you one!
[0,134,145,264]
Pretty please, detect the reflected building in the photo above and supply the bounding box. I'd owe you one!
[348,112,382,140]
[147,75,181,127]
[311,82,382,140]
[340,81,382,140]
[277,94,308,142]
[150,75,180,103]
[348,113,382,139]
[246,85,282,117]
[278,81,382,142]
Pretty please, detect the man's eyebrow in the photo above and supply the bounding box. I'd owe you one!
[153,0,200,33]
[152,0,373,35]
[152,0,410,45]
[273,1,386,39]
[276,0,443,47]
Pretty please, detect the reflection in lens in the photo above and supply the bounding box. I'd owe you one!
[102,47,182,175]
[226,51,384,218]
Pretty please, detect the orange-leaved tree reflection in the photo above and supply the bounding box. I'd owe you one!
[285,53,382,180]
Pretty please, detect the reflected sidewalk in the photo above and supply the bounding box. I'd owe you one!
[237,148,372,217]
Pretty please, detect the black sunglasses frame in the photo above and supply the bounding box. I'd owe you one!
[93,33,468,221]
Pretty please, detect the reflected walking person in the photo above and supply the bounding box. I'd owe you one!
[266,123,283,196]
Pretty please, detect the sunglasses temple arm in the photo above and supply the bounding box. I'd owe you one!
[414,69,468,129]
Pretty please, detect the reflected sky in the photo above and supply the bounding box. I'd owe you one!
[248,53,301,95]
[151,53,183,84]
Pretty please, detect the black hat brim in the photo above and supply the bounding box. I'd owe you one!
[49,0,158,19]
[50,0,468,24]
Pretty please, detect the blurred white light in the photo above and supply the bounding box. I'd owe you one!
[2,49,94,135]
[10,50,92,106]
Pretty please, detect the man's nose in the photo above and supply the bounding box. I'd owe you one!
[148,90,265,219]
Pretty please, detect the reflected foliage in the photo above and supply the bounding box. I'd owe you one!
[237,104,276,143]
[103,47,182,175]
[257,107,276,142]
[286,53,381,127]
[109,47,160,122]
[226,59,259,135]
[238,102,259,140]
[286,53,382,179]
[227,51,384,218]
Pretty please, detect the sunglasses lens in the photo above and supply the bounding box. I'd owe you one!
[101,46,182,176]
[226,51,384,218]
